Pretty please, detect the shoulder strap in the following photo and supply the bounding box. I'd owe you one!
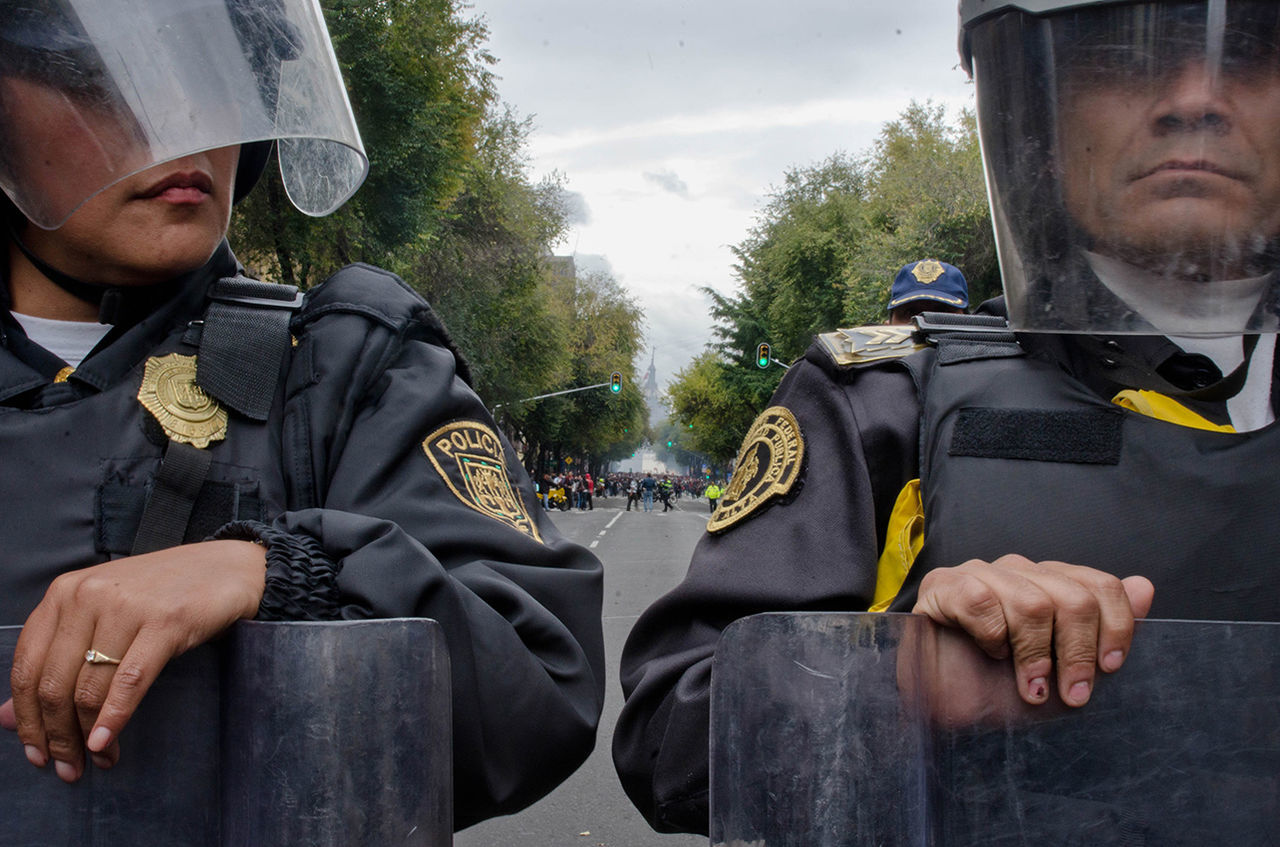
[131,441,214,555]
[197,276,304,421]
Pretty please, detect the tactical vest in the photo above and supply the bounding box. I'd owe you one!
[0,277,298,622]
[0,259,475,625]
[892,338,1280,621]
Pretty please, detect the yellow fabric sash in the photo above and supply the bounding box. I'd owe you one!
[1111,389,1236,433]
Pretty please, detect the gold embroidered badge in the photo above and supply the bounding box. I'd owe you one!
[817,325,924,366]
[707,406,804,533]
[137,354,227,448]
[423,421,543,542]
[911,259,945,284]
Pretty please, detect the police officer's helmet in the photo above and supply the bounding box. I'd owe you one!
[961,0,1280,336]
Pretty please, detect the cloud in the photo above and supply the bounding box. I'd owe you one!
[529,94,967,159]
[642,169,690,199]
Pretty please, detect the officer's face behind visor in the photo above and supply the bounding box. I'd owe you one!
[0,0,367,231]
[970,1,1280,334]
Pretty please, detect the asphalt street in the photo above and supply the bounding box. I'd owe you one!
[455,494,709,847]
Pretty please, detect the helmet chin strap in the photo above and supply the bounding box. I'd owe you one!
[6,227,180,326]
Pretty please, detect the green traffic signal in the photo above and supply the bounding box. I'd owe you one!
[610,371,622,393]
[756,342,771,369]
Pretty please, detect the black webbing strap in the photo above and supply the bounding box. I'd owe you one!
[913,312,1023,364]
[131,441,214,555]
[197,277,303,421]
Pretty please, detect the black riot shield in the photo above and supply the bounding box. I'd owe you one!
[711,612,1280,847]
[0,618,451,847]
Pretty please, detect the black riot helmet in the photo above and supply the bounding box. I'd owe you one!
[961,0,1280,335]
[0,0,367,231]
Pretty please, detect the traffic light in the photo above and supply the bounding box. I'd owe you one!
[610,372,622,393]
[667,440,673,447]
[756,343,771,369]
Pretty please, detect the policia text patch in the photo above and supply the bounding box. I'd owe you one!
[423,420,543,541]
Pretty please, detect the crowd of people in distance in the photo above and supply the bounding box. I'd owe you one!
[535,471,725,513]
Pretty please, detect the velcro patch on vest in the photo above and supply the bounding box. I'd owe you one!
[422,420,543,542]
[949,408,1123,465]
[707,406,804,533]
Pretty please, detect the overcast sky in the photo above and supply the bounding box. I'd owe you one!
[467,0,975,391]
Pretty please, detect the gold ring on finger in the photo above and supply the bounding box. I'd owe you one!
[84,649,121,666]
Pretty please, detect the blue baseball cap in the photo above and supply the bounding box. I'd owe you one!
[887,260,969,311]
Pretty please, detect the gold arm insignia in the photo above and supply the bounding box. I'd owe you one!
[817,325,925,367]
[422,420,543,542]
[707,406,804,533]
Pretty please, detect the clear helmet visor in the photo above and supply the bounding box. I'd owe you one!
[969,0,1280,334]
[0,0,367,229]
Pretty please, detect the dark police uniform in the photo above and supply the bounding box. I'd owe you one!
[0,242,605,829]
[614,305,1280,835]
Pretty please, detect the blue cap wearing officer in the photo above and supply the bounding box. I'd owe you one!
[885,259,969,324]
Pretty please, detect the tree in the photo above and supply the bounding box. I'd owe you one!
[844,102,997,324]
[732,154,870,359]
[665,101,995,459]
[664,350,777,465]
[412,108,569,409]
[518,270,647,476]
[230,0,494,286]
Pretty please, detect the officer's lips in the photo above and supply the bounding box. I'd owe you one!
[136,171,214,205]
[1133,159,1246,183]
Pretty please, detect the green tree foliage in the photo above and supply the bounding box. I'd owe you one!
[230,0,494,286]
[666,101,995,460]
[845,101,997,324]
[516,271,647,476]
[732,155,869,361]
[413,108,568,408]
[664,351,766,465]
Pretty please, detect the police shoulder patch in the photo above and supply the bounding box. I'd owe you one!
[817,325,924,367]
[422,420,543,542]
[707,406,804,534]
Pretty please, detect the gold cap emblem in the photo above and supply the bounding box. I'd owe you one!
[423,421,543,542]
[911,260,945,284]
[707,406,804,533]
[137,354,227,448]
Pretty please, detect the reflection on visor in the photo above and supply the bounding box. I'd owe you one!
[1053,1,1280,84]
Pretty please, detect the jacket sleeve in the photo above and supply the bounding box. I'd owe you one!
[264,265,605,829]
[611,351,919,835]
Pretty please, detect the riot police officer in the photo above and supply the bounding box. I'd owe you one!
[615,0,1280,834]
[0,0,604,829]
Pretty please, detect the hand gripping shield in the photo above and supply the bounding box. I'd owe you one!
[0,619,451,846]
[711,612,1280,846]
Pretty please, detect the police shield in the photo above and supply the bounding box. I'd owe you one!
[0,618,451,846]
[711,612,1280,846]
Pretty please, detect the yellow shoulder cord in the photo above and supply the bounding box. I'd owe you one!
[870,479,924,612]
[1111,389,1236,433]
